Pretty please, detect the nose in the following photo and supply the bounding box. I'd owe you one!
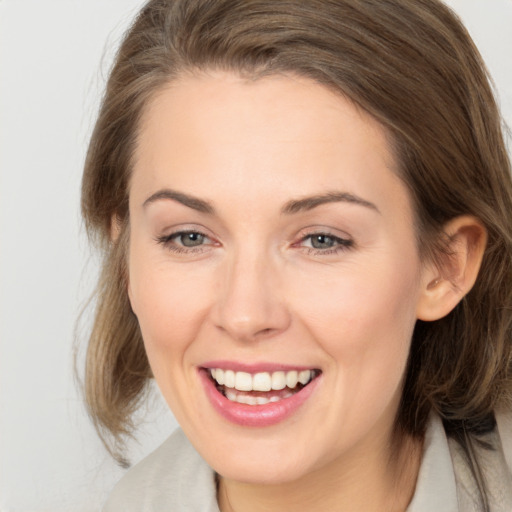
[211,247,291,342]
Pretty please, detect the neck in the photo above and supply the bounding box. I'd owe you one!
[217,431,423,512]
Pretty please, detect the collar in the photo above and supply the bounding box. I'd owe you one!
[406,414,459,512]
[105,412,512,511]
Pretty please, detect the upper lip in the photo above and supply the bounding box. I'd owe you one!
[200,360,319,373]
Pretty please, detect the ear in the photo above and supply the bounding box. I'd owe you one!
[416,216,487,321]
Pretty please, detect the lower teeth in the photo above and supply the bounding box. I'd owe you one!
[225,390,293,405]
[219,385,305,405]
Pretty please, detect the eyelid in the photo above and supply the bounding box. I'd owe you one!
[291,227,355,255]
[154,224,219,253]
[157,223,216,239]
[294,226,353,243]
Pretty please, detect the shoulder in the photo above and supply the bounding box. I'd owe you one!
[496,408,512,474]
[103,428,219,512]
[448,410,512,511]
[409,412,512,511]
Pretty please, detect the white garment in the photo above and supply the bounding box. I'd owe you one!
[103,413,512,511]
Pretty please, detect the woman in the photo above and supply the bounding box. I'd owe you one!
[81,0,512,510]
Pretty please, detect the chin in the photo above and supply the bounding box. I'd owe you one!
[213,453,316,485]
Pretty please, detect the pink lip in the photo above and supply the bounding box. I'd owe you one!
[201,360,314,373]
[199,367,321,427]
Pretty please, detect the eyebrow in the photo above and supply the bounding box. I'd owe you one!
[282,192,380,215]
[142,189,379,215]
[143,189,215,214]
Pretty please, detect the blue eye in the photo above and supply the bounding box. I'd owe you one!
[301,232,353,253]
[309,234,337,249]
[175,232,206,247]
[156,230,212,252]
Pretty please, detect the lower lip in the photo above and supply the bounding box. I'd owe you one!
[199,369,321,427]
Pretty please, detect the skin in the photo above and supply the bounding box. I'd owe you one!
[126,71,486,511]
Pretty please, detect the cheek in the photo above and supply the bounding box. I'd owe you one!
[290,255,420,405]
[128,248,213,365]
[294,257,419,340]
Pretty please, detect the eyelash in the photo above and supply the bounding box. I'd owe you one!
[155,230,212,254]
[296,232,354,255]
[155,230,354,256]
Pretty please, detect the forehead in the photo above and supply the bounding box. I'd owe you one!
[130,71,409,220]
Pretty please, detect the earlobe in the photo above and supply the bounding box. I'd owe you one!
[416,216,487,322]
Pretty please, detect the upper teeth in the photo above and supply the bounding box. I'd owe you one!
[210,369,315,392]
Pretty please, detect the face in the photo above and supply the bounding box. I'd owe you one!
[128,71,427,484]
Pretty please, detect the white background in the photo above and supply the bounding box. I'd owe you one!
[1,1,511,510]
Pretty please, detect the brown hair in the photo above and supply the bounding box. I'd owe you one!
[81,0,512,502]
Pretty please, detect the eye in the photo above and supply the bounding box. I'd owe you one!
[155,229,214,253]
[175,231,206,247]
[308,234,338,250]
[297,231,353,254]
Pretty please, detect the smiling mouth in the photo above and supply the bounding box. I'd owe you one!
[206,368,321,406]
